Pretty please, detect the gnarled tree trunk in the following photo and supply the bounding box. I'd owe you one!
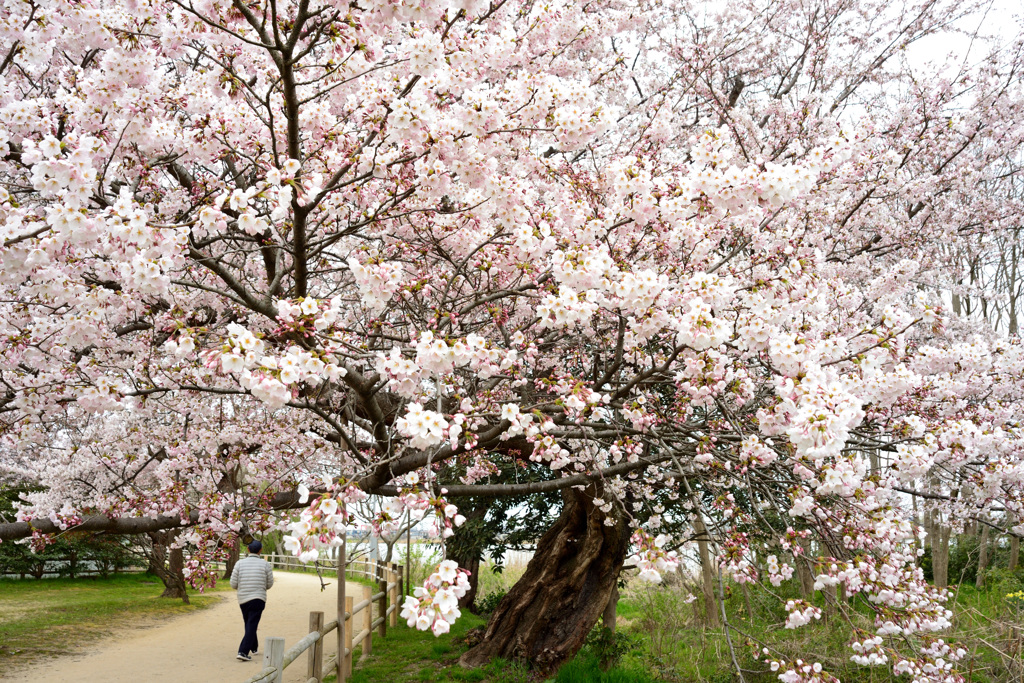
[460,487,629,673]
[147,531,190,603]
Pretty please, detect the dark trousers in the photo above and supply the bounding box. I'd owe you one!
[238,599,266,655]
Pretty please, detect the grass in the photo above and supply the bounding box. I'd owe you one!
[319,613,663,683]
[475,560,529,599]
[613,571,1024,683]
[11,559,1021,682]
[323,612,504,683]
[554,651,656,683]
[317,587,658,683]
[0,573,226,667]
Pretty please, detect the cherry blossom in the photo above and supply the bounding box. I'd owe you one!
[0,0,1023,673]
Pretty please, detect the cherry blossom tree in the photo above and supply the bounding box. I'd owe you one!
[1,0,1024,679]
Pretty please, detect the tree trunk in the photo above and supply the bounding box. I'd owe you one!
[602,583,618,635]
[147,532,190,603]
[693,513,720,627]
[740,582,755,622]
[823,584,838,621]
[796,538,815,601]
[454,553,482,610]
[599,583,619,671]
[164,546,189,602]
[924,500,935,552]
[223,540,240,580]
[445,502,490,611]
[460,487,630,673]
[977,521,991,589]
[933,523,951,589]
[67,547,79,579]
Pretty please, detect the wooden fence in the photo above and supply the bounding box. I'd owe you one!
[241,555,403,683]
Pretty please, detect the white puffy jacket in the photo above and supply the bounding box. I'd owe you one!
[230,554,274,604]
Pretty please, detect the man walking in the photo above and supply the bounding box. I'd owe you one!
[230,540,274,661]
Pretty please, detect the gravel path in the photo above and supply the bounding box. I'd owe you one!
[6,572,362,683]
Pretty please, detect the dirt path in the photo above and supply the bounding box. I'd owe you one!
[6,572,362,683]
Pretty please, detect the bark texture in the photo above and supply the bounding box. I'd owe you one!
[460,487,629,673]
[147,531,190,603]
[976,520,991,589]
[796,538,815,601]
[693,513,720,627]
[932,523,952,589]
[445,503,490,611]
[602,583,619,635]
[454,554,482,610]
[223,540,240,580]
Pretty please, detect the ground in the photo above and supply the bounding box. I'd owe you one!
[4,572,360,683]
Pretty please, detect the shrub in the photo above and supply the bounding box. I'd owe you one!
[585,626,642,669]
[476,589,508,615]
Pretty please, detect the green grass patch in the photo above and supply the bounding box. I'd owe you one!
[321,610,661,683]
[554,651,656,683]
[323,612,517,683]
[305,570,1024,683]
[0,573,225,667]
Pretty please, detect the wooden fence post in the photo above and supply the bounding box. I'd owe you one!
[344,595,354,678]
[362,584,373,656]
[308,610,324,682]
[397,563,405,605]
[337,533,346,683]
[389,565,398,627]
[264,636,285,683]
[378,568,388,638]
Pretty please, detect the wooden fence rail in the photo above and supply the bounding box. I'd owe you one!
[240,556,402,683]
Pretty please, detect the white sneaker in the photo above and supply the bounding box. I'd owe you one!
[237,653,252,661]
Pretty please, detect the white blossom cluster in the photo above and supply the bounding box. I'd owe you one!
[850,635,888,666]
[400,560,472,636]
[346,255,405,314]
[395,403,450,449]
[765,554,795,587]
[368,483,467,539]
[215,321,347,409]
[283,484,368,562]
[784,600,823,629]
[628,531,679,583]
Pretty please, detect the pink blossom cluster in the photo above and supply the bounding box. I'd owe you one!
[763,656,836,683]
[284,484,368,563]
[765,555,795,587]
[628,531,679,583]
[784,600,823,629]
[399,560,472,636]
[2,0,1024,677]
